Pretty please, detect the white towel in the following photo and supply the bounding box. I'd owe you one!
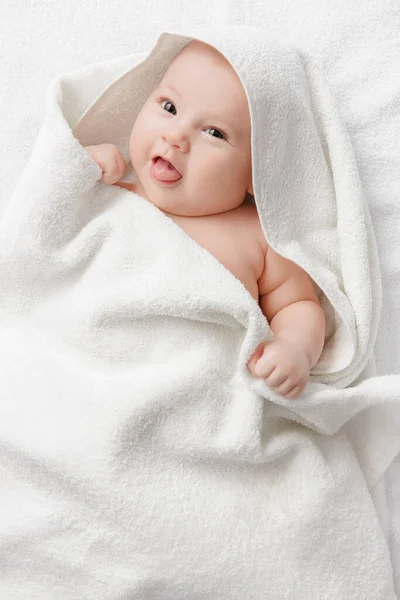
[0,25,399,599]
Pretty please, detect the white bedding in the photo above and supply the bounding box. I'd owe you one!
[1,0,399,595]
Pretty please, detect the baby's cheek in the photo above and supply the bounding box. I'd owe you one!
[129,126,147,168]
[128,127,137,162]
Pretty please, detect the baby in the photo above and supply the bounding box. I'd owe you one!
[85,40,326,399]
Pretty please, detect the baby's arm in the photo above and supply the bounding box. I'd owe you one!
[259,246,325,368]
[248,246,326,398]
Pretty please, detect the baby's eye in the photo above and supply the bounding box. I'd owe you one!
[205,127,226,140]
[160,98,177,115]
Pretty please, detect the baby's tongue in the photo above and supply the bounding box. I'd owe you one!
[153,157,181,181]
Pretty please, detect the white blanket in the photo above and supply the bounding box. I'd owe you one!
[1,25,400,599]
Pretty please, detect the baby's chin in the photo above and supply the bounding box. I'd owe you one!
[135,179,192,216]
[148,195,201,218]
[137,174,243,217]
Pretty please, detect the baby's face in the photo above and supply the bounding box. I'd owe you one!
[129,40,253,217]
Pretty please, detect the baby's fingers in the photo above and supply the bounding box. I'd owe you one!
[114,151,127,179]
[274,377,297,395]
[265,369,288,388]
[247,343,265,375]
[255,348,287,380]
[253,356,276,379]
[284,385,302,399]
[275,374,308,399]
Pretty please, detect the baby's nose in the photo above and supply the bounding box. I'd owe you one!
[162,132,189,152]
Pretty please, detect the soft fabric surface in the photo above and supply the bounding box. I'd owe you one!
[0,25,399,598]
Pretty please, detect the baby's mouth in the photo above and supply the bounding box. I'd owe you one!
[150,156,182,183]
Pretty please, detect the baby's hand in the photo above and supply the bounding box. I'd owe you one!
[85,144,127,185]
[247,338,310,399]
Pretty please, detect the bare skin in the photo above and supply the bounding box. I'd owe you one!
[84,40,326,399]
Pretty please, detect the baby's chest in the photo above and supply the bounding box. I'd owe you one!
[171,209,266,302]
